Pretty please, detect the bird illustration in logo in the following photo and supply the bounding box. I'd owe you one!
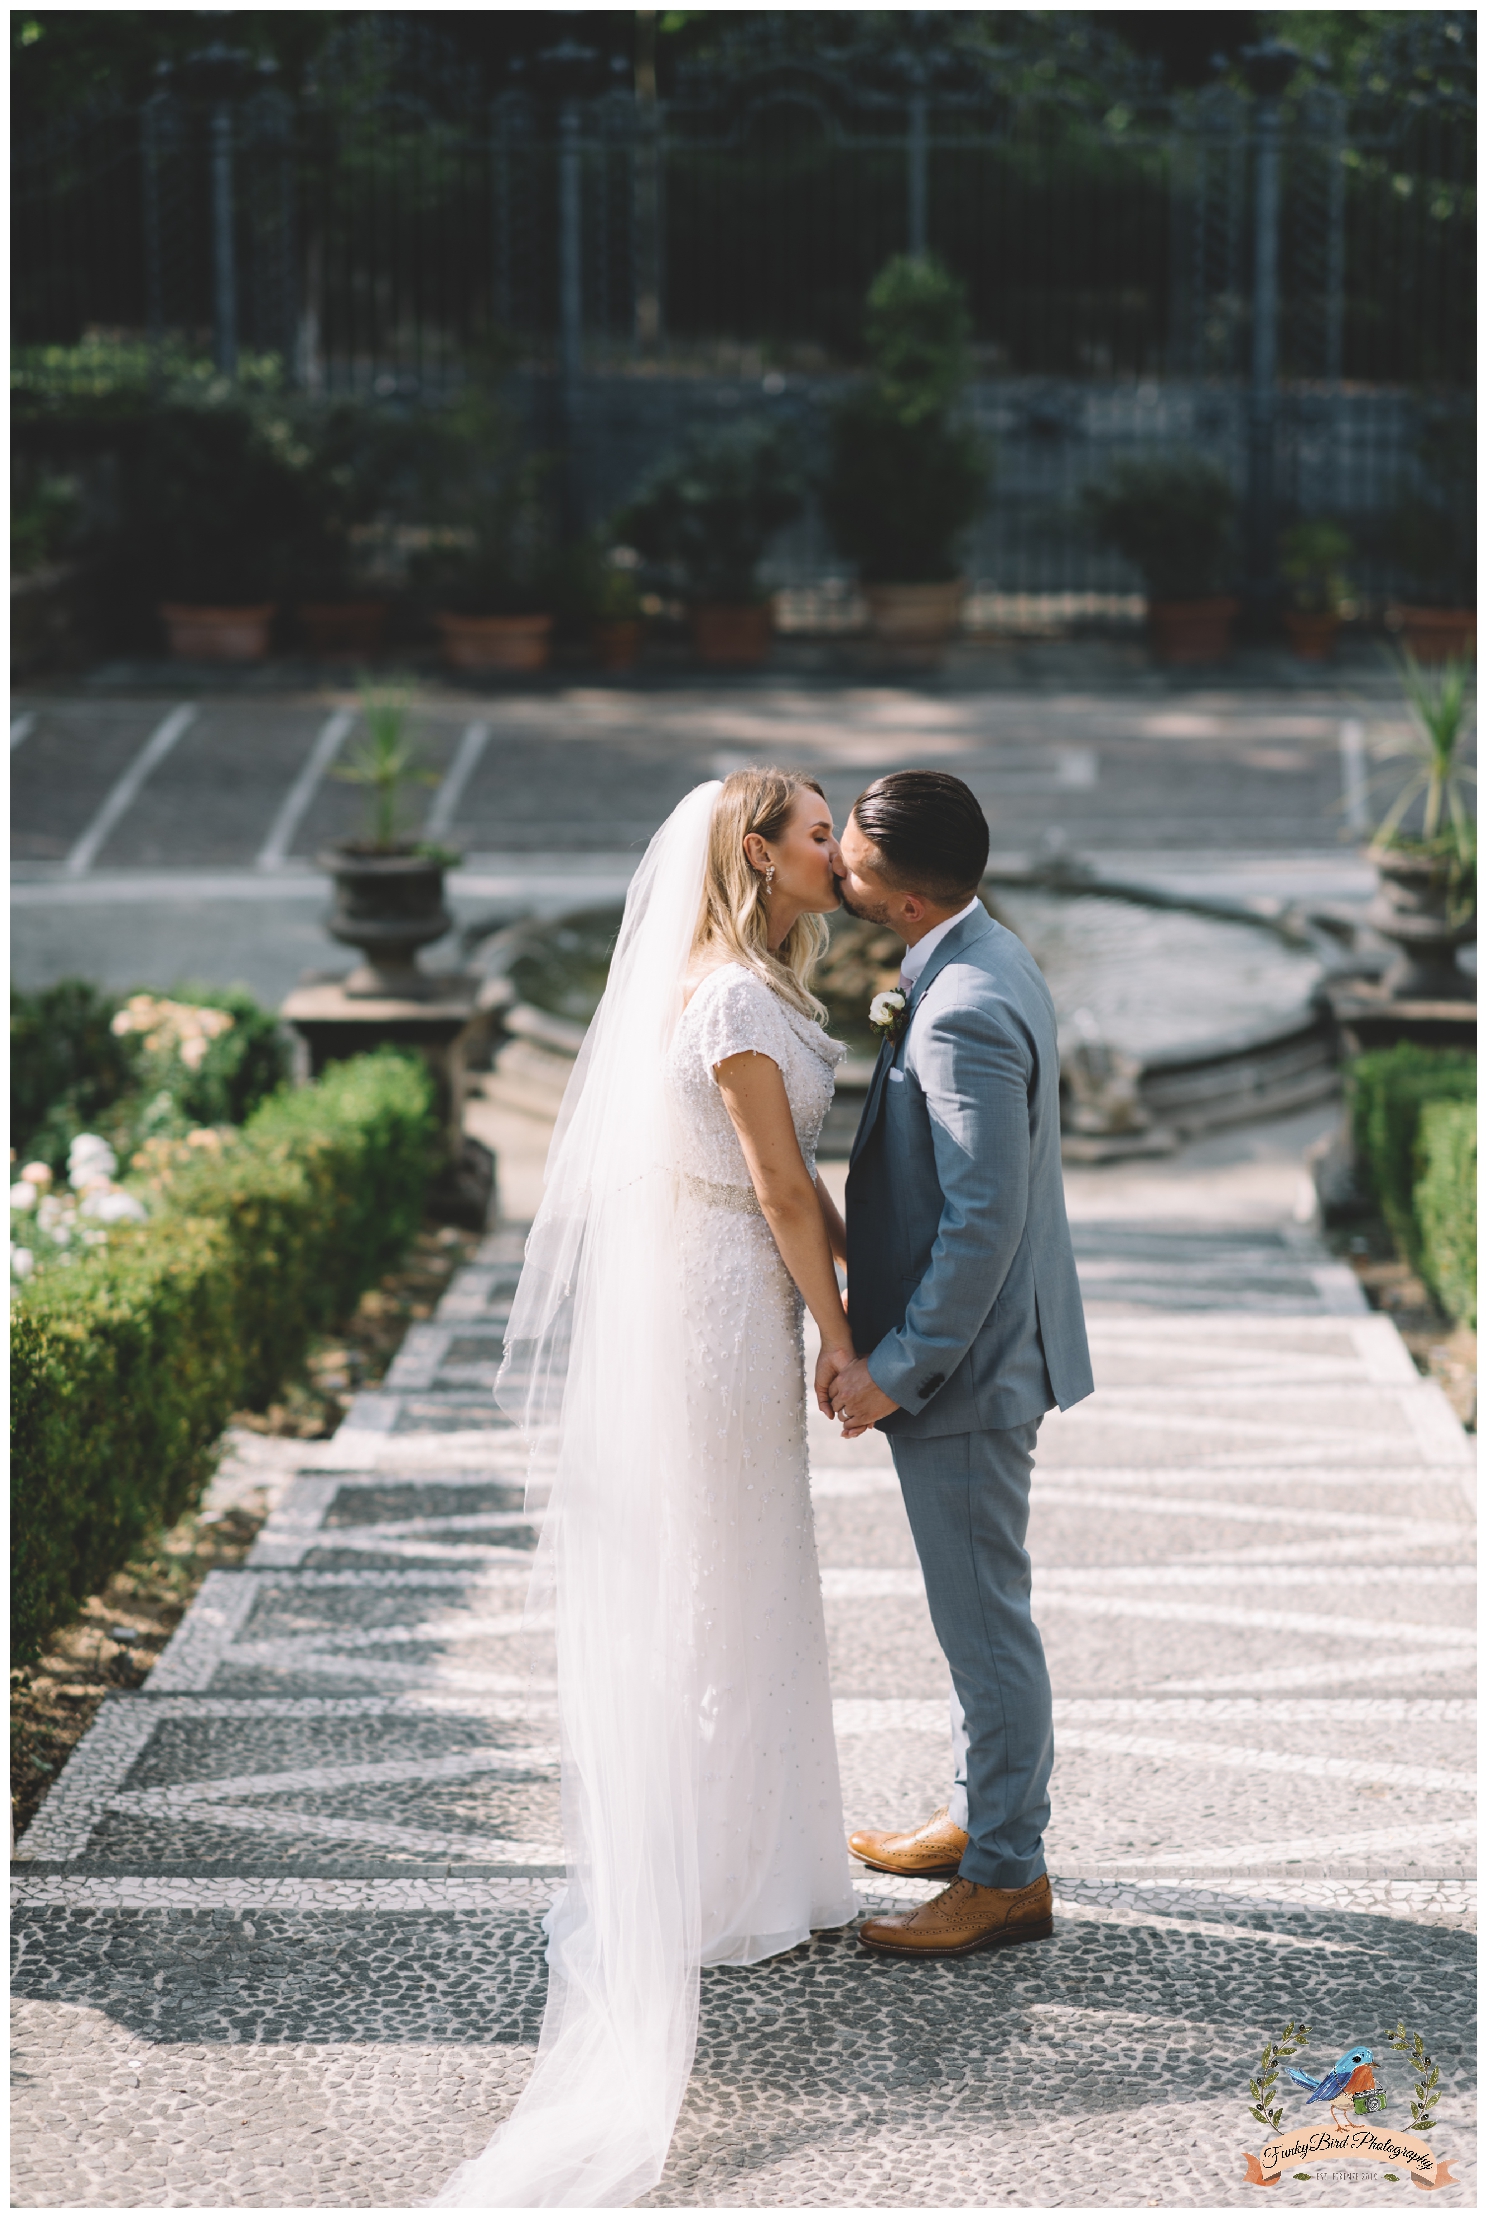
[1288,2045,1375,2105]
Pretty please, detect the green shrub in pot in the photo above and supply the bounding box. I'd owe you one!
[411,372,553,618]
[1082,453,1239,662]
[619,420,804,608]
[1279,518,1355,660]
[820,255,991,642]
[1388,408,1476,662]
[1279,520,1354,614]
[123,366,315,610]
[619,419,804,665]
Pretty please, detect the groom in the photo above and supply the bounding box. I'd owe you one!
[818,769,1092,1960]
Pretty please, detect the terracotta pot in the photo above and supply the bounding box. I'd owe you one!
[1147,596,1239,665]
[1282,610,1341,662]
[436,612,553,673]
[298,600,389,657]
[1394,606,1476,664]
[1365,843,1476,1000]
[11,562,83,678]
[160,602,274,663]
[863,579,967,647]
[317,845,453,1001]
[592,618,643,672]
[692,602,773,666]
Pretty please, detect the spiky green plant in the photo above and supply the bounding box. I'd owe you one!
[1371,653,1476,870]
[334,679,437,850]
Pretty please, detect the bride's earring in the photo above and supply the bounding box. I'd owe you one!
[764,862,776,894]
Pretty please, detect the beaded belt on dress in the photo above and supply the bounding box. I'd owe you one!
[681,1171,764,1218]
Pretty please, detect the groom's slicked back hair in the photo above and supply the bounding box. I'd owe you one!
[851,771,989,900]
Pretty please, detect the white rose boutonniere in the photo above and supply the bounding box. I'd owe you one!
[868,986,908,1047]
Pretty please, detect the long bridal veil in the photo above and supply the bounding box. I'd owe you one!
[434,781,721,2210]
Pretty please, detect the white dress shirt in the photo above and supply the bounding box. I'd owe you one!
[898,896,982,993]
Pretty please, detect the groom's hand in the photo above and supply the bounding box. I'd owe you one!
[828,1354,899,1437]
[814,1343,853,1417]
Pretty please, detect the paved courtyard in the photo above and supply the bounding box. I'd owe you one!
[11,648,1406,1002]
[11,1124,1475,2207]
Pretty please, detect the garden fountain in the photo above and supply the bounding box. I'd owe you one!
[474,861,1365,1159]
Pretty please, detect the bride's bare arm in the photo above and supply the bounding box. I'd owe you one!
[815,1174,848,1267]
[713,1051,852,1358]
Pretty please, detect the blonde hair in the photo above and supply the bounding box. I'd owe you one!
[691,768,831,1021]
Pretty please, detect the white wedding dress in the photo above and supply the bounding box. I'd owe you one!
[669,965,858,1965]
[434,786,855,2211]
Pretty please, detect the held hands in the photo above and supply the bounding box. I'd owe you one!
[814,1343,854,1420]
[825,1352,900,1439]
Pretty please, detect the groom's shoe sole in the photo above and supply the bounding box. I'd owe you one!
[852,1851,964,1880]
[857,1916,1054,1961]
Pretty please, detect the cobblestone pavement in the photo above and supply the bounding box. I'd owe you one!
[12,1166,1476,2206]
[11,654,1425,1001]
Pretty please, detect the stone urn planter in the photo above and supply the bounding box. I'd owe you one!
[1282,610,1341,662]
[1394,606,1476,665]
[436,612,553,674]
[160,603,275,662]
[298,600,389,657]
[1147,597,1239,665]
[592,618,643,672]
[692,601,772,666]
[1365,843,1476,1000]
[863,579,967,649]
[317,845,454,1000]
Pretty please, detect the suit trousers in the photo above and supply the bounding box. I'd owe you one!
[888,1418,1052,1890]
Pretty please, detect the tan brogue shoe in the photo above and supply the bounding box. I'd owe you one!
[858,1873,1054,1960]
[847,1804,969,1881]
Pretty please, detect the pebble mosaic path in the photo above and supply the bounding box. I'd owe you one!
[12,1201,1476,2207]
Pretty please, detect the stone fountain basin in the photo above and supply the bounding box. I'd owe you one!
[480,872,1352,1157]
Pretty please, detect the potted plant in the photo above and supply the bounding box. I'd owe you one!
[430,526,555,675]
[288,400,411,659]
[619,420,803,666]
[1365,654,1476,999]
[11,468,84,676]
[414,374,556,674]
[591,552,645,671]
[546,537,646,671]
[1389,411,1475,663]
[318,679,455,1000]
[1082,455,1238,664]
[819,254,991,650]
[131,376,310,661]
[1279,519,1354,661]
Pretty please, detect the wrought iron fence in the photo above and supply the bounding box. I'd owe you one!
[11,12,1475,601]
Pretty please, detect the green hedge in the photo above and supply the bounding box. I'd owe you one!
[1415,1100,1477,1331]
[1347,1044,1476,1260]
[10,1050,436,1665]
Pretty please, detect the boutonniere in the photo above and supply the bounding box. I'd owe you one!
[868,987,909,1047]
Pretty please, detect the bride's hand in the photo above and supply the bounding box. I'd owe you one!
[814,1342,853,1418]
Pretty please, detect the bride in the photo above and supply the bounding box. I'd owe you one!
[436,770,859,2208]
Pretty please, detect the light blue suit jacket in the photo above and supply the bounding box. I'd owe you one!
[846,904,1093,1437]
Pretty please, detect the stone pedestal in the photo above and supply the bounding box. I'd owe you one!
[282,971,481,1154]
[1324,981,1476,1059]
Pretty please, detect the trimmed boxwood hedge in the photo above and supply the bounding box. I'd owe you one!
[10,1050,437,1666]
[1347,1044,1476,1259]
[1415,1100,1476,1331]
